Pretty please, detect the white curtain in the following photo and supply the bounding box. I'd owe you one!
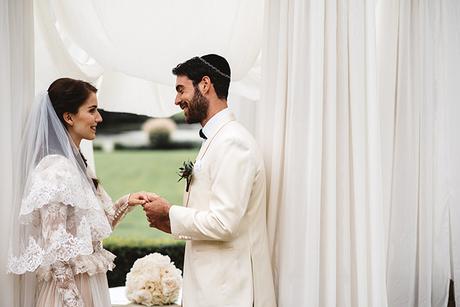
[378,0,460,306]
[34,0,264,122]
[260,0,460,306]
[258,0,387,306]
[0,0,35,306]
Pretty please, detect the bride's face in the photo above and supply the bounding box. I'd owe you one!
[66,92,103,142]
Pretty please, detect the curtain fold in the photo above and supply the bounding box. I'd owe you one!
[378,1,460,306]
[441,2,460,303]
[259,0,387,306]
[0,0,35,306]
[34,0,265,121]
[261,0,459,306]
[438,2,460,305]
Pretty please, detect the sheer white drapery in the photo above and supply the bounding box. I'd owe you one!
[258,0,387,306]
[259,0,460,306]
[378,1,460,306]
[0,0,35,306]
[34,0,264,120]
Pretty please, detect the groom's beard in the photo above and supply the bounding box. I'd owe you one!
[183,87,209,124]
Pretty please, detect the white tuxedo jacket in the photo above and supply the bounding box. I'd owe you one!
[169,111,276,307]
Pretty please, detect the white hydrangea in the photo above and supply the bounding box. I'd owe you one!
[126,253,182,306]
[142,118,177,134]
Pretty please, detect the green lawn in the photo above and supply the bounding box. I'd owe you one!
[94,149,199,243]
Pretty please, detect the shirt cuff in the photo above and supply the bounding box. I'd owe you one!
[169,205,192,240]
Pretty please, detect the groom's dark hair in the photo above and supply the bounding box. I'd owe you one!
[172,54,231,100]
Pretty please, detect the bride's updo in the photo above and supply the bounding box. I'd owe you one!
[48,78,98,126]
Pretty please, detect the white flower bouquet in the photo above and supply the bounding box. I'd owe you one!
[126,253,182,306]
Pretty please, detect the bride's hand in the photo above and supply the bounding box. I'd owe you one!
[128,192,150,206]
[145,192,159,202]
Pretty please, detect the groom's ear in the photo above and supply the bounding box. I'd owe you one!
[199,76,211,95]
[63,112,74,127]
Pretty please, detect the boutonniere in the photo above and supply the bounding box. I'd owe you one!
[178,160,194,192]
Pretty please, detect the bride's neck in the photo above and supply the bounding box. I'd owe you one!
[68,131,82,149]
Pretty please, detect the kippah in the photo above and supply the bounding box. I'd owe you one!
[194,55,231,80]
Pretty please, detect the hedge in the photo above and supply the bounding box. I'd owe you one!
[113,141,200,151]
[103,238,185,287]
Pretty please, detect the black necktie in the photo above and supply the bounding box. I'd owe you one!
[199,129,207,140]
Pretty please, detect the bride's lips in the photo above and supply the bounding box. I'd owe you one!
[90,126,97,132]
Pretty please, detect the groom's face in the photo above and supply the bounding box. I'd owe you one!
[175,75,209,124]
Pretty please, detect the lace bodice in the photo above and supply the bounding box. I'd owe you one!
[7,155,131,307]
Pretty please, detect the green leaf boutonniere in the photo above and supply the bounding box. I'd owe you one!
[178,160,194,192]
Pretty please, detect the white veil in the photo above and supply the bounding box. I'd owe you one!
[7,92,111,306]
[18,91,94,199]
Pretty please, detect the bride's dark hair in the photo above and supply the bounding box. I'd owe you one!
[48,77,98,126]
[47,77,100,188]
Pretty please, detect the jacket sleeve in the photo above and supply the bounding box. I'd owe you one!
[169,137,256,241]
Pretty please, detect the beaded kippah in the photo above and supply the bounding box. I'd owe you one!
[194,56,231,80]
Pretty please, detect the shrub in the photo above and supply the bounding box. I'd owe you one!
[113,141,200,151]
[170,112,186,125]
[103,237,185,287]
[97,110,150,134]
[142,118,177,149]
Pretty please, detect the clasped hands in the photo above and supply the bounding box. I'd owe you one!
[127,192,172,234]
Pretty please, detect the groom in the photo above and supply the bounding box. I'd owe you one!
[143,54,276,307]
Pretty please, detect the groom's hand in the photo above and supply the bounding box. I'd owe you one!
[143,196,172,234]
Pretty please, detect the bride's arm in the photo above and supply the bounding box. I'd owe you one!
[111,192,148,228]
[111,194,131,228]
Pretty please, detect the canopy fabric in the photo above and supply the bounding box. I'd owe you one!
[258,0,387,305]
[35,0,264,118]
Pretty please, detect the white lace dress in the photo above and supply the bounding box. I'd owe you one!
[8,155,132,307]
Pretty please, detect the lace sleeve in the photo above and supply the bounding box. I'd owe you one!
[111,195,132,228]
[51,261,83,307]
[39,203,93,262]
[41,202,67,243]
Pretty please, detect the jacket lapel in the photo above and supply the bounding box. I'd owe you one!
[184,112,236,207]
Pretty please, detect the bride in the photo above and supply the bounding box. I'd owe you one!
[7,78,149,307]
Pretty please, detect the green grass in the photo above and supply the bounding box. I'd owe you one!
[94,149,199,243]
